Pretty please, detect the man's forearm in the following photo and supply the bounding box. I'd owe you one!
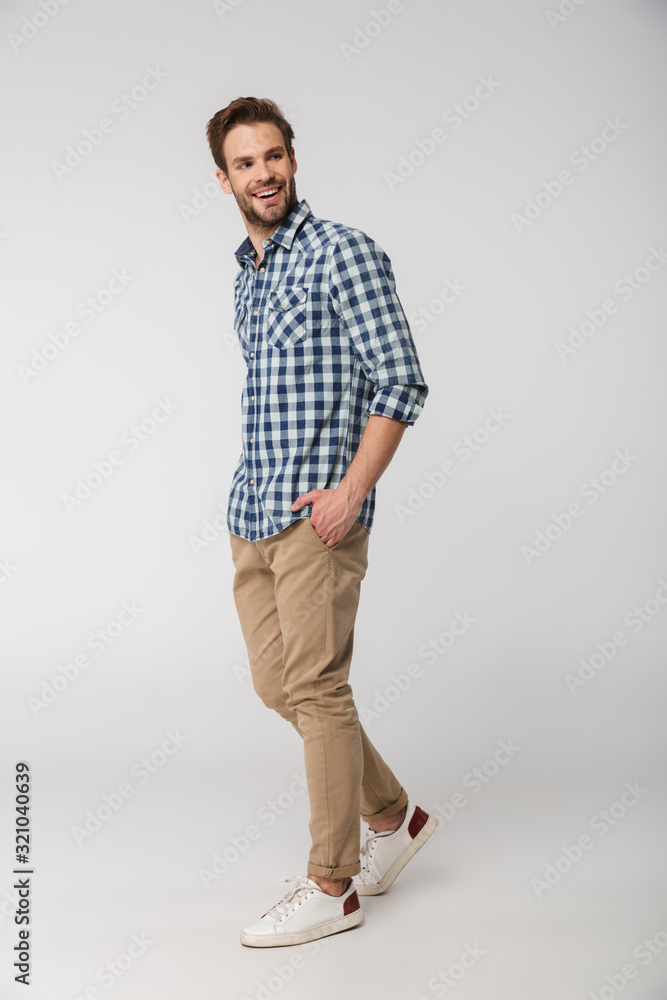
[337,413,408,512]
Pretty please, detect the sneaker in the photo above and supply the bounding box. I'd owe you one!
[353,801,437,896]
[240,875,364,948]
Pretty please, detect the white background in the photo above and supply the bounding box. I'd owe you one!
[1,0,666,998]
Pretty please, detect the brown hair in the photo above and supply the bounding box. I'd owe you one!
[206,97,295,175]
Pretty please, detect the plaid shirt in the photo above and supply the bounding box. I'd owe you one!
[227,198,428,541]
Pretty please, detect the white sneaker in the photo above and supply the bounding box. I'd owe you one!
[353,801,437,896]
[240,875,364,948]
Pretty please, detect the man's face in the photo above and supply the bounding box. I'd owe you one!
[216,122,298,230]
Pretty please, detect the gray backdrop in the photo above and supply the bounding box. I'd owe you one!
[2,0,666,997]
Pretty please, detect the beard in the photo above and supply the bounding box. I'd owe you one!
[234,173,298,230]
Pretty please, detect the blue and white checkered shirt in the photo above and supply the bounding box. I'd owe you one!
[227,198,429,541]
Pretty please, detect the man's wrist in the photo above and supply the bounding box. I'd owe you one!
[336,475,368,514]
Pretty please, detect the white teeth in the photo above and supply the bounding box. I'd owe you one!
[256,188,278,198]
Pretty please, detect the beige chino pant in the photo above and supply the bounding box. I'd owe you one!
[229,516,408,878]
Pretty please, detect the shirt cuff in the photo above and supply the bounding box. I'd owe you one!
[367,383,429,425]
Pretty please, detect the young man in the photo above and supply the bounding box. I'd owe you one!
[206,97,437,948]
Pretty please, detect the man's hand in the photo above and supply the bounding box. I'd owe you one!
[290,487,362,548]
[291,415,409,548]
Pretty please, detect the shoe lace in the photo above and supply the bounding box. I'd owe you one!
[263,875,315,922]
[358,829,393,880]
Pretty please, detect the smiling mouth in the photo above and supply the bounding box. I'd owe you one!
[253,187,281,203]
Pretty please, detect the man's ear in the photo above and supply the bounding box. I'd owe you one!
[290,147,297,175]
[216,168,232,194]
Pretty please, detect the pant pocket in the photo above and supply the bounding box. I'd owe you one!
[307,516,340,552]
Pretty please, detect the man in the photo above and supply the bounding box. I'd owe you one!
[206,96,437,948]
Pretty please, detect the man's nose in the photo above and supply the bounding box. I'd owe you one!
[252,162,275,184]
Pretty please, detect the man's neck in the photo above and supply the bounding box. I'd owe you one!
[248,228,273,266]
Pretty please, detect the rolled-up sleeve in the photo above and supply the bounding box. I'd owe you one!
[328,230,429,425]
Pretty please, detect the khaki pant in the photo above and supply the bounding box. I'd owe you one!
[229,516,408,878]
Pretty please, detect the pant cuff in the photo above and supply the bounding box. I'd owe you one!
[361,786,409,826]
[307,860,361,878]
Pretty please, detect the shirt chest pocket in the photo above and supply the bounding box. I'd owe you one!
[266,286,309,349]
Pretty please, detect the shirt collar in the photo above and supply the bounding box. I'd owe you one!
[234,198,312,265]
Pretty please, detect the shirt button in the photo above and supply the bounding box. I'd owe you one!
[260,268,265,272]
[250,352,254,357]
[253,310,258,315]
[251,395,255,401]
[249,479,254,484]
[250,437,254,443]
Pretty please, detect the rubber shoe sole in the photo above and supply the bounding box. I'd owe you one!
[355,810,438,896]
[240,905,364,947]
